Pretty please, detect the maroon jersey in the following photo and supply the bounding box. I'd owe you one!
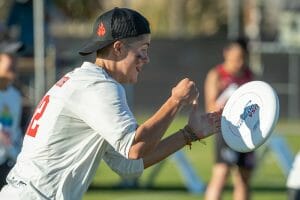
[216,64,253,92]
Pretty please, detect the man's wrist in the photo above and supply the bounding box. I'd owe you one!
[169,95,183,108]
[183,125,199,142]
[180,125,200,150]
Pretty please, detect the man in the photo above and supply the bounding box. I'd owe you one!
[204,39,255,200]
[0,31,23,189]
[0,8,221,200]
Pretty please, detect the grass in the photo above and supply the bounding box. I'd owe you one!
[83,115,300,200]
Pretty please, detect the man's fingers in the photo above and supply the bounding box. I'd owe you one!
[190,109,223,138]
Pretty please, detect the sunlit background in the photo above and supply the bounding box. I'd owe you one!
[0,0,299,200]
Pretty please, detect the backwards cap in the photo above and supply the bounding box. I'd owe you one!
[79,7,150,56]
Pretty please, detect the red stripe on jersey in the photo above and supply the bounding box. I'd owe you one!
[26,95,50,137]
[56,76,70,87]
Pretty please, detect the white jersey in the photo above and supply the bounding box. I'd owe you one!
[0,62,143,200]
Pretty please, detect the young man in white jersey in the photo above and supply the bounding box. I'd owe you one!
[0,8,221,200]
[0,31,23,189]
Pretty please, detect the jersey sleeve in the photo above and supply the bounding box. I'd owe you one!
[103,144,144,179]
[68,81,137,158]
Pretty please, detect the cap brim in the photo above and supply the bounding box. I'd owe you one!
[0,41,24,54]
[78,39,116,56]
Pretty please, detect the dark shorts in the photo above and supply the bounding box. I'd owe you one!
[215,133,256,169]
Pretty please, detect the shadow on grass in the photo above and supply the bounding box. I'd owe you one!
[88,184,286,193]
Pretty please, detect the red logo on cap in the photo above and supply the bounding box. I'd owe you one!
[97,22,106,37]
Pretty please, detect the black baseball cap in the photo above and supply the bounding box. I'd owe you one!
[79,7,150,56]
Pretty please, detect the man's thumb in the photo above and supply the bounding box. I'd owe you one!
[192,99,199,111]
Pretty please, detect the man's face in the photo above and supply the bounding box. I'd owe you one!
[0,53,16,81]
[117,34,151,84]
[223,44,246,74]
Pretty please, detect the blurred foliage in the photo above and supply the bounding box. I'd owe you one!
[51,0,227,37]
[52,0,103,19]
[0,0,229,37]
[1,0,296,38]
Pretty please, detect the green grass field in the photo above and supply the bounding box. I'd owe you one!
[83,115,300,200]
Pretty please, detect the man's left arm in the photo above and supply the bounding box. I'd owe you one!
[143,105,221,168]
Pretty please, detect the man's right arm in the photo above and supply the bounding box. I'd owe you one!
[128,78,199,159]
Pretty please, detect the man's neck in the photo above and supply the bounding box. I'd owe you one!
[95,58,123,83]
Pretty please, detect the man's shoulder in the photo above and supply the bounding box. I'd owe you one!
[69,65,123,95]
[71,62,117,84]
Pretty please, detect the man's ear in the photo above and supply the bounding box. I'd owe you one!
[113,41,124,56]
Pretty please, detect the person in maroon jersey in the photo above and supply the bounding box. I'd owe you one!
[204,39,255,200]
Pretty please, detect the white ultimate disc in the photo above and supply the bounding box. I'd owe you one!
[221,81,279,152]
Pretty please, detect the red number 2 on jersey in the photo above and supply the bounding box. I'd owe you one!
[26,76,69,137]
[26,95,50,137]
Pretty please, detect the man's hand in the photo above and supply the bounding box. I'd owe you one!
[171,78,199,106]
[188,103,222,139]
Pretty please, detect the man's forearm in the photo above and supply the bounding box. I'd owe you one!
[129,96,181,159]
[142,130,186,168]
[141,106,222,168]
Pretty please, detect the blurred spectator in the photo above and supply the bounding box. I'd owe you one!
[0,29,24,189]
[6,0,51,56]
[204,39,255,200]
[6,0,34,56]
[287,151,300,200]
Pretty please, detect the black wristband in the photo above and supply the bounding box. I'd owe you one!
[184,125,199,142]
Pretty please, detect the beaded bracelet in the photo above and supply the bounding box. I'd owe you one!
[181,125,206,149]
[181,128,192,149]
[184,125,199,142]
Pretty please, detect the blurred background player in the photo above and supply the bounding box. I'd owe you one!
[0,28,23,189]
[204,38,255,200]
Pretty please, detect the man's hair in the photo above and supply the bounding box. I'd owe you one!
[120,34,148,45]
[96,44,113,58]
[96,34,149,58]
